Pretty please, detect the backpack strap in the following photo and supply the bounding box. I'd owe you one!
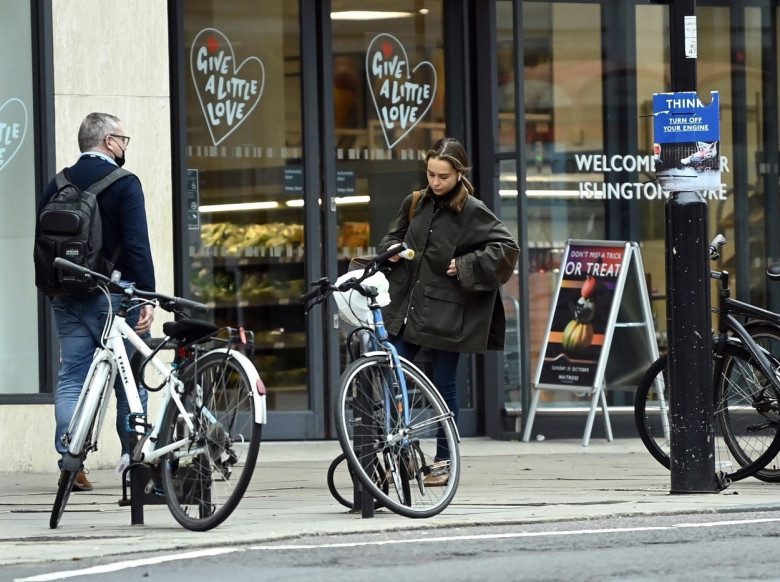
[53,169,70,190]
[57,166,131,195]
[85,167,132,195]
[409,190,422,223]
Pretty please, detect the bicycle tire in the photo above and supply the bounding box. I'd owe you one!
[635,347,780,482]
[634,355,671,469]
[735,323,780,482]
[50,465,81,529]
[158,350,262,531]
[716,325,780,481]
[334,354,459,518]
[49,361,111,529]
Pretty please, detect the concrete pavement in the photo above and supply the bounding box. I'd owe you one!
[2,438,780,568]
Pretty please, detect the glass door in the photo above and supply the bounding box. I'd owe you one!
[329,2,464,427]
[179,1,312,438]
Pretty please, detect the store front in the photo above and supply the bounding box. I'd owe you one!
[165,0,780,440]
[9,1,780,452]
[170,0,482,439]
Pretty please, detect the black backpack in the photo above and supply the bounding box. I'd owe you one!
[34,167,130,297]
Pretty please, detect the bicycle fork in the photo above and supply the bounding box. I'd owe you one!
[61,353,115,472]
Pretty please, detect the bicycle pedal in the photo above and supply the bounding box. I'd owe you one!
[127,413,153,436]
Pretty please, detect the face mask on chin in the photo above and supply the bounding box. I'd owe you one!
[114,149,126,168]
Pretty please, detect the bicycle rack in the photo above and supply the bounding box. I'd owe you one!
[118,456,167,525]
[353,382,375,518]
[118,342,170,525]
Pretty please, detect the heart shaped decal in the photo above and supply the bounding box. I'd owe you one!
[366,34,437,150]
[0,98,28,173]
[190,28,265,146]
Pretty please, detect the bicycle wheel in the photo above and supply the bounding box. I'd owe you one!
[735,323,780,482]
[636,348,780,483]
[50,464,81,529]
[326,452,387,510]
[334,354,460,518]
[716,332,780,482]
[634,355,671,469]
[158,351,262,531]
[50,361,112,529]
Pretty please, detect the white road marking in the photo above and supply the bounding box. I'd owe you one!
[16,516,780,580]
[13,547,242,581]
[248,517,780,550]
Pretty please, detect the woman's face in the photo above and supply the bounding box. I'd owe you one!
[426,157,459,196]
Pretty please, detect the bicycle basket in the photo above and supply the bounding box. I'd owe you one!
[333,269,390,329]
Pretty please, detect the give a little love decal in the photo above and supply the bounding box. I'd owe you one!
[0,98,27,173]
[190,28,265,146]
[366,34,437,150]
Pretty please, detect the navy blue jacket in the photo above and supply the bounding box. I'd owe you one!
[37,155,156,292]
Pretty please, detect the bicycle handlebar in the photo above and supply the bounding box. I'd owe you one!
[53,257,209,314]
[709,234,726,260]
[299,243,411,308]
[708,233,780,283]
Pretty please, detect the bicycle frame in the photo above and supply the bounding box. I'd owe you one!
[357,298,413,436]
[64,294,266,472]
[63,311,190,468]
[714,269,780,392]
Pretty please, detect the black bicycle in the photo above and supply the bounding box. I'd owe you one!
[635,234,780,486]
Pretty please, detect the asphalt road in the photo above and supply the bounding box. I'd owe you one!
[9,510,780,582]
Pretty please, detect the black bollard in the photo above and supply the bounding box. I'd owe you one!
[665,190,716,493]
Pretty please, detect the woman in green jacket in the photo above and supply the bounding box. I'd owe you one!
[380,137,520,484]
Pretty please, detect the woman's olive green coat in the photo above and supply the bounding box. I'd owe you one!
[379,184,520,353]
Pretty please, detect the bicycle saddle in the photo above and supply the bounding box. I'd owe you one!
[163,319,219,344]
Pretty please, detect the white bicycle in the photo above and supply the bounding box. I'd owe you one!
[50,258,266,531]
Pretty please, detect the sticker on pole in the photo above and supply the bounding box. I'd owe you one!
[653,91,720,193]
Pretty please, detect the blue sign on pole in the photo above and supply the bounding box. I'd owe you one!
[653,91,720,193]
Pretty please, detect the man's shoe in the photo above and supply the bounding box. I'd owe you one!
[59,470,93,492]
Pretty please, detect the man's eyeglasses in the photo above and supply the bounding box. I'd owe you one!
[108,134,131,147]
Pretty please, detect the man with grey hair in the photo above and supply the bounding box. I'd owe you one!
[37,112,156,491]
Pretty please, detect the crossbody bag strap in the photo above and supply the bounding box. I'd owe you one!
[409,190,422,222]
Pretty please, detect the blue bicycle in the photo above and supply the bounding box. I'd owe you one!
[302,244,460,518]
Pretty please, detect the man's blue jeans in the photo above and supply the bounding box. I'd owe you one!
[52,293,148,469]
[388,334,460,461]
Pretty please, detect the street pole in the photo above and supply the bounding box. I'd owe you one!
[666,0,717,493]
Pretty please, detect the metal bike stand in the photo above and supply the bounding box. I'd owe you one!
[118,427,167,525]
[353,381,374,519]
[117,462,168,525]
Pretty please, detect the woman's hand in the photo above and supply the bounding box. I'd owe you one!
[387,243,403,263]
[447,258,458,278]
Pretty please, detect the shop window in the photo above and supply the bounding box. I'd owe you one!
[182,1,308,411]
[0,1,37,395]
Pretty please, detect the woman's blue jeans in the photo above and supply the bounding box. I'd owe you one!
[52,293,148,469]
[388,334,460,461]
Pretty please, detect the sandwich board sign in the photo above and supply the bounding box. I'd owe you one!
[522,240,659,446]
